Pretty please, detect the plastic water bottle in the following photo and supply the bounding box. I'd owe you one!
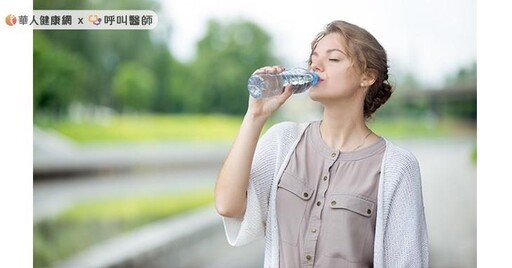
[247,68,320,99]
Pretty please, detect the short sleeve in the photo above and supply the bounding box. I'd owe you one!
[223,181,266,246]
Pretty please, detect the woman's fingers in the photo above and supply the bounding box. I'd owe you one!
[253,65,285,75]
[277,84,293,104]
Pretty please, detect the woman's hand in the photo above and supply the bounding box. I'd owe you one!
[246,65,293,120]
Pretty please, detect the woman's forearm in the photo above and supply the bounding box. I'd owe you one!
[214,113,268,218]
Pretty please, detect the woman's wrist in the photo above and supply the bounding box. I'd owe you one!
[244,110,269,126]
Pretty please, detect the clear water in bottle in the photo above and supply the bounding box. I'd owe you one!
[247,68,319,99]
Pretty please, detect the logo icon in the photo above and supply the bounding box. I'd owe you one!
[5,14,17,26]
[88,15,101,25]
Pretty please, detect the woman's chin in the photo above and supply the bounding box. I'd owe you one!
[308,89,323,101]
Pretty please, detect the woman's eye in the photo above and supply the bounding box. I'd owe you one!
[329,59,340,62]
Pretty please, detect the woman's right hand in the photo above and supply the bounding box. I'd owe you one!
[246,65,293,120]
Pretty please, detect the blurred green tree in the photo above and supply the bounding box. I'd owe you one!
[33,0,166,114]
[184,19,278,114]
[443,61,477,120]
[445,61,477,87]
[33,0,278,115]
[112,62,156,112]
[33,32,87,116]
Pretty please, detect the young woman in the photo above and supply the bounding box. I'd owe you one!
[215,20,429,268]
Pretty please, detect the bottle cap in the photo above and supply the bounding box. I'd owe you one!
[310,72,320,86]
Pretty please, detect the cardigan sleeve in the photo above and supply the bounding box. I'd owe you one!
[222,124,281,247]
[383,149,429,267]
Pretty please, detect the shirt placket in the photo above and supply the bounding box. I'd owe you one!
[303,151,339,267]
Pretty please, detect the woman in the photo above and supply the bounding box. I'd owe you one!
[215,20,429,268]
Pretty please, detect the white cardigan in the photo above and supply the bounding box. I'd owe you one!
[222,121,429,267]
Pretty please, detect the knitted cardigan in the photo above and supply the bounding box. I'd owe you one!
[222,121,429,267]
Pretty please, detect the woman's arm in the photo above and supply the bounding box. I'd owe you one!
[214,113,267,217]
[214,65,292,218]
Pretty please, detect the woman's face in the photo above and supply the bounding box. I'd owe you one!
[309,33,364,102]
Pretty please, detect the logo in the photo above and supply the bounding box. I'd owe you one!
[5,14,17,26]
[88,15,101,25]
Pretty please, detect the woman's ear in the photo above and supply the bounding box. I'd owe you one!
[360,69,377,87]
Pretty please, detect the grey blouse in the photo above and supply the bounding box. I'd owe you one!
[276,121,385,268]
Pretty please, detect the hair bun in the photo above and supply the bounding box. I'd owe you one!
[364,80,392,119]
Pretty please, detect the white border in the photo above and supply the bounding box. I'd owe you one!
[0,0,33,267]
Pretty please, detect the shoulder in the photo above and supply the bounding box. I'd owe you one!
[381,140,425,205]
[383,140,420,173]
[386,140,418,170]
[266,121,309,135]
[263,121,311,142]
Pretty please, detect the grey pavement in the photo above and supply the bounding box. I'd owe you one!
[54,205,262,268]
[33,127,230,176]
[33,126,229,221]
[395,136,477,268]
[33,167,220,221]
[34,128,476,268]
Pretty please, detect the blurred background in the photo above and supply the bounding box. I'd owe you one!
[33,0,476,267]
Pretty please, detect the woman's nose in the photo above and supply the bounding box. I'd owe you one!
[310,61,323,73]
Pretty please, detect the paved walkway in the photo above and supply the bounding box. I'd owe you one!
[33,127,230,176]
[396,137,477,267]
[34,168,220,221]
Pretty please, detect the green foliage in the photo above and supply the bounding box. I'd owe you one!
[112,62,156,112]
[183,19,278,114]
[445,61,477,87]
[57,190,213,222]
[33,11,278,115]
[35,113,470,143]
[34,0,475,119]
[368,116,473,138]
[33,32,87,115]
[34,189,213,268]
[33,0,167,114]
[471,145,477,165]
[34,114,244,142]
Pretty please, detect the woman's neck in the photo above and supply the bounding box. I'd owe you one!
[320,105,371,151]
